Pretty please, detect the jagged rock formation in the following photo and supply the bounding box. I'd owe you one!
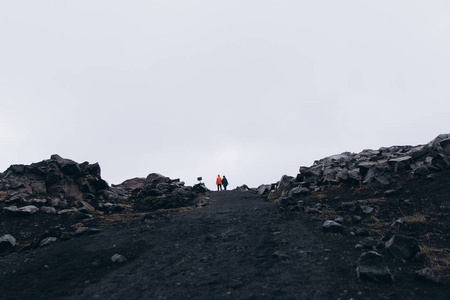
[0,155,209,218]
[0,154,108,209]
[266,134,450,199]
[110,173,209,211]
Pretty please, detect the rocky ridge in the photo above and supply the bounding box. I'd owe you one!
[262,134,450,199]
[260,134,450,285]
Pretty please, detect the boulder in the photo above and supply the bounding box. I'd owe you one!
[322,220,344,233]
[356,251,392,282]
[32,198,47,205]
[278,197,297,209]
[415,268,441,284]
[408,145,429,160]
[39,237,57,248]
[40,206,57,214]
[355,228,370,237]
[362,166,392,188]
[429,154,449,170]
[361,206,374,214]
[287,187,310,197]
[145,173,170,185]
[412,163,430,176]
[299,166,321,185]
[236,184,250,192]
[440,138,450,154]
[257,184,271,195]
[111,254,127,263]
[385,235,420,260]
[358,162,377,176]
[388,156,412,174]
[0,234,16,253]
[347,168,362,182]
[74,227,90,236]
[3,205,39,216]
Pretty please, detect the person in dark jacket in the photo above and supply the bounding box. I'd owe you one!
[222,175,229,191]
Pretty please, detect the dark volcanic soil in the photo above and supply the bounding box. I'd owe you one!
[1,188,449,299]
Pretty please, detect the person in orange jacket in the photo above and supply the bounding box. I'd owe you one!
[216,175,222,191]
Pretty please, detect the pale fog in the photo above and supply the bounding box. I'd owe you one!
[1,1,449,189]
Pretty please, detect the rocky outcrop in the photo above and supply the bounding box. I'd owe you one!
[269,134,450,199]
[1,156,209,219]
[0,155,108,206]
[111,173,209,212]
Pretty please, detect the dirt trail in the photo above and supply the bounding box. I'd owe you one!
[1,191,447,299]
[66,190,346,299]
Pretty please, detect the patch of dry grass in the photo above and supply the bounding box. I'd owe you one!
[97,206,196,225]
[319,208,340,220]
[98,213,143,224]
[356,198,386,204]
[312,193,328,200]
[420,246,450,277]
[402,215,427,224]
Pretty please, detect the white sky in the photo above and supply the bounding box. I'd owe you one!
[1,1,449,189]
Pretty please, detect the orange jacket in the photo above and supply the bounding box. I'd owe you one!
[216,176,222,185]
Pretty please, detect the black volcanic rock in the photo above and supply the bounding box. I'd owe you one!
[0,155,108,206]
[269,134,450,200]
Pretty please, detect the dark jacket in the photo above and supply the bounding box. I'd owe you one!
[222,176,228,186]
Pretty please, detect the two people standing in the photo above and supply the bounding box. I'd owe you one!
[216,175,228,191]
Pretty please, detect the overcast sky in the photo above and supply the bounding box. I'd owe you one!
[1,1,449,189]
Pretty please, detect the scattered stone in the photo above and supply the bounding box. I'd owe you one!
[356,251,392,282]
[3,205,39,216]
[88,228,102,235]
[390,218,408,230]
[403,199,413,205]
[359,238,378,250]
[307,208,320,214]
[385,235,420,260]
[355,228,370,237]
[361,206,374,214]
[355,244,365,251]
[352,215,362,224]
[40,206,57,214]
[74,227,90,236]
[272,251,290,260]
[39,237,57,248]
[290,205,303,212]
[322,220,344,233]
[111,254,127,263]
[334,217,344,224]
[32,198,47,205]
[415,268,441,284]
[384,190,396,196]
[73,211,90,220]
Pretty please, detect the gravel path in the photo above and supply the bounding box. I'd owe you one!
[2,190,448,299]
[68,190,348,299]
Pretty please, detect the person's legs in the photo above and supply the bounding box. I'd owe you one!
[217,184,220,191]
